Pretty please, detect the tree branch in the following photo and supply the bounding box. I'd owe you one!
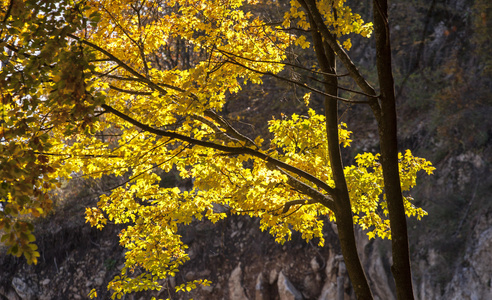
[203,110,257,148]
[281,199,317,214]
[102,104,337,198]
[2,0,14,23]
[225,58,369,104]
[93,72,141,82]
[216,48,348,78]
[33,152,121,158]
[271,164,335,211]
[300,0,380,110]
[190,114,242,145]
[217,49,374,98]
[109,85,152,95]
[68,34,184,97]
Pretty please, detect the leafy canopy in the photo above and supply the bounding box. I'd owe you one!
[0,0,434,298]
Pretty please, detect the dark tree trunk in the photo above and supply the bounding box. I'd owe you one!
[297,0,416,298]
[303,2,374,298]
[372,0,415,299]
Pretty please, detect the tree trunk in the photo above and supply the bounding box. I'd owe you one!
[304,5,374,298]
[372,0,415,299]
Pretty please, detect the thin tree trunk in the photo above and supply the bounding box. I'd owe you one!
[303,3,374,297]
[372,0,415,299]
[322,57,374,300]
[322,55,372,300]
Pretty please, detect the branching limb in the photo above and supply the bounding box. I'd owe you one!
[190,114,242,144]
[216,48,347,78]
[203,110,257,148]
[217,49,373,98]
[2,0,14,23]
[281,199,317,214]
[109,85,152,96]
[266,163,335,211]
[33,152,121,158]
[225,58,369,104]
[102,104,337,198]
[299,0,380,109]
[93,72,141,82]
[68,34,183,97]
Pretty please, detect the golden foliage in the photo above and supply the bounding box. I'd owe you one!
[0,0,433,297]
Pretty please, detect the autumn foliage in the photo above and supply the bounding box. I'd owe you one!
[1,0,434,299]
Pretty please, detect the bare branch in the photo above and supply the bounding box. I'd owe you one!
[203,110,257,148]
[216,48,348,78]
[225,58,369,104]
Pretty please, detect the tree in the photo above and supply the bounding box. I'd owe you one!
[0,0,434,299]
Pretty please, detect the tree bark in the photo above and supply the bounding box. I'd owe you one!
[372,0,415,299]
[302,2,374,298]
[321,50,374,300]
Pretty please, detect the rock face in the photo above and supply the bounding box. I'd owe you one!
[355,229,395,300]
[441,213,492,300]
[11,275,37,300]
[318,248,339,300]
[2,211,491,300]
[229,264,249,300]
[255,272,269,300]
[277,271,303,300]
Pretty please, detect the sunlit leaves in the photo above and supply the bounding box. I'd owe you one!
[345,150,435,239]
[88,288,98,299]
[268,110,433,241]
[0,0,93,264]
[175,279,212,293]
[284,0,373,50]
[85,0,290,116]
[1,0,434,298]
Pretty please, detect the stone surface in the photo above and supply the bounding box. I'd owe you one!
[229,263,249,300]
[255,272,270,300]
[41,278,51,286]
[0,287,21,300]
[277,271,303,300]
[12,276,37,300]
[269,268,278,285]
[1,202,491,300]
[310,257,320,273]
[302,273,321,299]
[441,214,492,300]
